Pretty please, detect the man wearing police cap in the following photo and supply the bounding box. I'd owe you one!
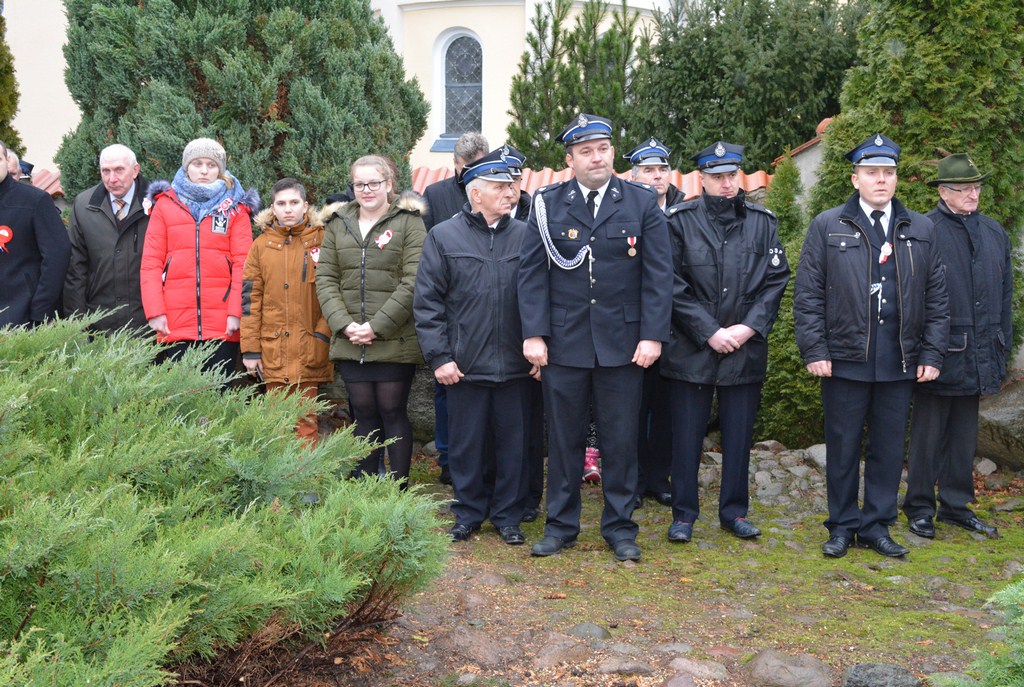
[794,133,948,559]
[501,144,533,222]
[625,136,683,508]
[518,114,672,561]
[661,141,790,544]
[415,149,534,545]
[626,137,684,212]
[902,153,1011,541]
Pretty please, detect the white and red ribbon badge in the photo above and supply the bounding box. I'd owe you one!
[0,225,12,252]
[879,242,892,264]
[375,229,394,249]
[309,247,320,264]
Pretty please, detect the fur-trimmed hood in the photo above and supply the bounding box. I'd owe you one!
[253,205,328,234]
[323,189,427,222]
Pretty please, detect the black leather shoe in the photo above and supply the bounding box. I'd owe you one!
[858,535,909,557]
[449,523,478,542]
[937,515,999,538]
[907,516,935,538]
[646,491,673,507]
[521,507,539,523]
[721,517,761,539]
[498,525,526,545]
[611,539,642,562]
[667,521,693,543]
[439,464,452,485]
[531,535,577,556]
[822,535,851,558]
[633,495,644,509]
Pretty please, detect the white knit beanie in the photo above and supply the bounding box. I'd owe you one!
[182,138,227,173]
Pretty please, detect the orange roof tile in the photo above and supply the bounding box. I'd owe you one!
[412,167,772,199]
[29,169,64,199]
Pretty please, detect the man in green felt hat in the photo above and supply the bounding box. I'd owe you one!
[902,153,1012,541]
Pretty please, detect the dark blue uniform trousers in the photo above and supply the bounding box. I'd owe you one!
[638,362,672,497]
[447,378,531,528]
[525,380,546,509]
[542,362,643,544]
[669,380,761,524]
[822,376,915,540]
[904,392,980,521]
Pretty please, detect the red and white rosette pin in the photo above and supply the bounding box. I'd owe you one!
[374,229,394,249]
[879,242,892,264]
[309,247,320,264]
[627,236,637,257]
[0,225,12,252]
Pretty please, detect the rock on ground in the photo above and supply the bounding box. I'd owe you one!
[749,648,832,687]
[842,662,923,687]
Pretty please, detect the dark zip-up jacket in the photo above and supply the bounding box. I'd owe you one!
[316,193,426,364]
[794,193,949,372]
[917,201,1012,396]
[64,177,150,332]
[414,205,531,383]
[660,191,790,385]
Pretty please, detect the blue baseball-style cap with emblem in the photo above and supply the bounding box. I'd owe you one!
[845,133,901,167]
[500,144,527,177]
[556,114,613,147]
[691,141,744,173]
[459,149,514,185]
[624,137,671,166]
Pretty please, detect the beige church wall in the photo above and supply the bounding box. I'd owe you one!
[4,0,81,172]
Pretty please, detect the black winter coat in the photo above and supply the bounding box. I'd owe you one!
[414,206,531,383]
[660,191,790,385]
[794,193,949,372]
[0,174,71,326]
[918,202,1012,396]
[64,178,150,332]
[422,175,465,230]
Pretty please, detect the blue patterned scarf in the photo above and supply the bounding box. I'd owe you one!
[171,167,248,222]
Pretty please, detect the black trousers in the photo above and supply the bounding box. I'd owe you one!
[821,376,914,540]
[447,378,531,528]
[541,362,643,544]
[638,363,672,496]
[525,379,546,509]
[669,380,761,524]
[904,392,980,521]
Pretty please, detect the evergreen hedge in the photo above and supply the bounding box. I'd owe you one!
[0,1,23,155]
[56,0,428,202]
[0,319,448,685]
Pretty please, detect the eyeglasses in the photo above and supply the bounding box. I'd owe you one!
[942,184,983,194]
[352,180,385,192]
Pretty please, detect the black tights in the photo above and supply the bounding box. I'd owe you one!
[345,378,414,486]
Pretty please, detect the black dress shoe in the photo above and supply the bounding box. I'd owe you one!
[498,525,526,545]
[667,521,693,543]
[633,495,644,509]
[611,539,642,562]
[646,491,673,506]
[857,534,909,557]
[938,514,999,538]
[521,507,539,523]
[907,516,935,538]
[721,517,761,538]
[449,523,478,542]
[822,535,851,558]
[439,464,452,485]
[531,534,577,556]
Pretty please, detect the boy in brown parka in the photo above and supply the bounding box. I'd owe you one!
[241,178,334,444]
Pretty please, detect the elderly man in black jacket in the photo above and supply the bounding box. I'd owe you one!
[0,139,71,328]
[414,150,534,546]
[794,134,949,560]
[902,154,1011,540]
[64,144,150,333]
[661,142,790,544]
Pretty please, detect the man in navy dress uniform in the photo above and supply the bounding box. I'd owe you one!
[518,114,672,562]
[794,134,948,559]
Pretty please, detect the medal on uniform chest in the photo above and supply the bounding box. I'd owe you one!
[627,236,637,257]
[568,228,579,240]
[879,242,892,264]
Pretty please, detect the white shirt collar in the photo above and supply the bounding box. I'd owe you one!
[859,198,892,236]
[576,178,612,213]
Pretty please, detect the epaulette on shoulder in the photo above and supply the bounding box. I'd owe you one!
[666,199,699,215]
[745,200,776,219]
[622,178,654,193]
[535,179,568,196]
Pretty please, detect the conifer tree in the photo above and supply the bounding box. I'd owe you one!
[507,0,647,171]
[55,0,428,202]
[808,0,1024,348]
[0,1,23,154]
[635,0,863,171]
